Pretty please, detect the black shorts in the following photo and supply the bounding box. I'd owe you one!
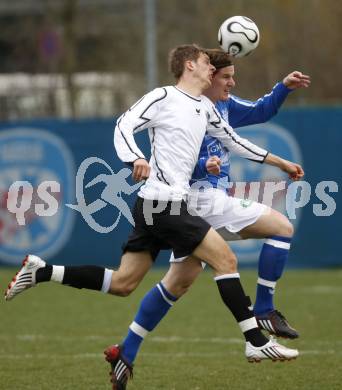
[122,196,211,261]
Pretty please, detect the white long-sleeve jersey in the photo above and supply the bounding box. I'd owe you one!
[114,85,268,201]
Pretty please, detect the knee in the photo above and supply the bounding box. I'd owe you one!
[281,219,294,237]
[113,286,134,297]
[173,280,192,297]
[108,277,139,297]
[162,278,193,298]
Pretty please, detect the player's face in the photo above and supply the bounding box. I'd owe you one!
[211,65,236,101]
[193,53,216,89]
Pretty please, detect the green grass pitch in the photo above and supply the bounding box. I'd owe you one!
[0,268,341,390]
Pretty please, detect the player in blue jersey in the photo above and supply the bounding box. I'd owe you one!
[105,49,310,385]
[175,48,310,336]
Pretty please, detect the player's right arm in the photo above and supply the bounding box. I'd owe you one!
[206,156,221,175]
[132,159,150,182]
[114,87,167,179]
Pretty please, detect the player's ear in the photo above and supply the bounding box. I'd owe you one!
[185,60,195,71]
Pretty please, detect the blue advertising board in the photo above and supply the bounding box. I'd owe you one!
[0,108,340,268]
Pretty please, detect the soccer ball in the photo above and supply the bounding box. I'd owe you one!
[218,16,260,57]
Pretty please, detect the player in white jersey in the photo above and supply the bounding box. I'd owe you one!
[5,45,300,390]
[98,50,307,387]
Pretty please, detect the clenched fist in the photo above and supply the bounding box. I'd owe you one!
[133,159,150,182]
[206,156,221,175]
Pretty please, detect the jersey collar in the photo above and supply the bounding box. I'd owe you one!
[173,86,202,102]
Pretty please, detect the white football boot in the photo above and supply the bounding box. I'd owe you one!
[4,255,46,301]
[246,337,299,362]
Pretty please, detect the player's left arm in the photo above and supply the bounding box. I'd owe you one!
[224,70,311,128]
[206,104,268,163]
[207,110,304,181]
[264,153,304,181]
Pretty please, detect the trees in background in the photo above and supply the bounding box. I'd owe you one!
[0,0,340,118]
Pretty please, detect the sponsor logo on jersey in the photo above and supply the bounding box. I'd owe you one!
[0,128,75,265]
[207,139,223,156]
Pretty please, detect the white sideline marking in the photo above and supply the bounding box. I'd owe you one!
[14,334,106,341]
[2,334,342,347]
[0,334,244,344]
[0,349,340,360]
[300,350,337,355]
[150,336,243,344]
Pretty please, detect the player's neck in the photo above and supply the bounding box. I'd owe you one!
[203,89,218,104]
[176,80,203,98]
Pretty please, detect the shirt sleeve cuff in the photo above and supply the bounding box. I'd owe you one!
[278,82,293,94]
[261,151,269,163]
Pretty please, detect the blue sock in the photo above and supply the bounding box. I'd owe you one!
[253,236,291,316]
[121,282,178,364]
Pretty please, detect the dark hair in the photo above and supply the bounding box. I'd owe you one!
[168,44,207,80]
[205,48,233,72]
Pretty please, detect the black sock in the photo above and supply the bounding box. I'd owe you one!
[37,265,105,291]
[62,266,105,290]
[215,276,268,347]
[36,265,53,283]
[244,328,268,346]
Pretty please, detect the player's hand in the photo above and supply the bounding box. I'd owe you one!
[283,71,311,89]
[206,156,221,175]
[281,160,305,181]
[132,159,150,182]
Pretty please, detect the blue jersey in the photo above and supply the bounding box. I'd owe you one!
[190,82,291,190]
